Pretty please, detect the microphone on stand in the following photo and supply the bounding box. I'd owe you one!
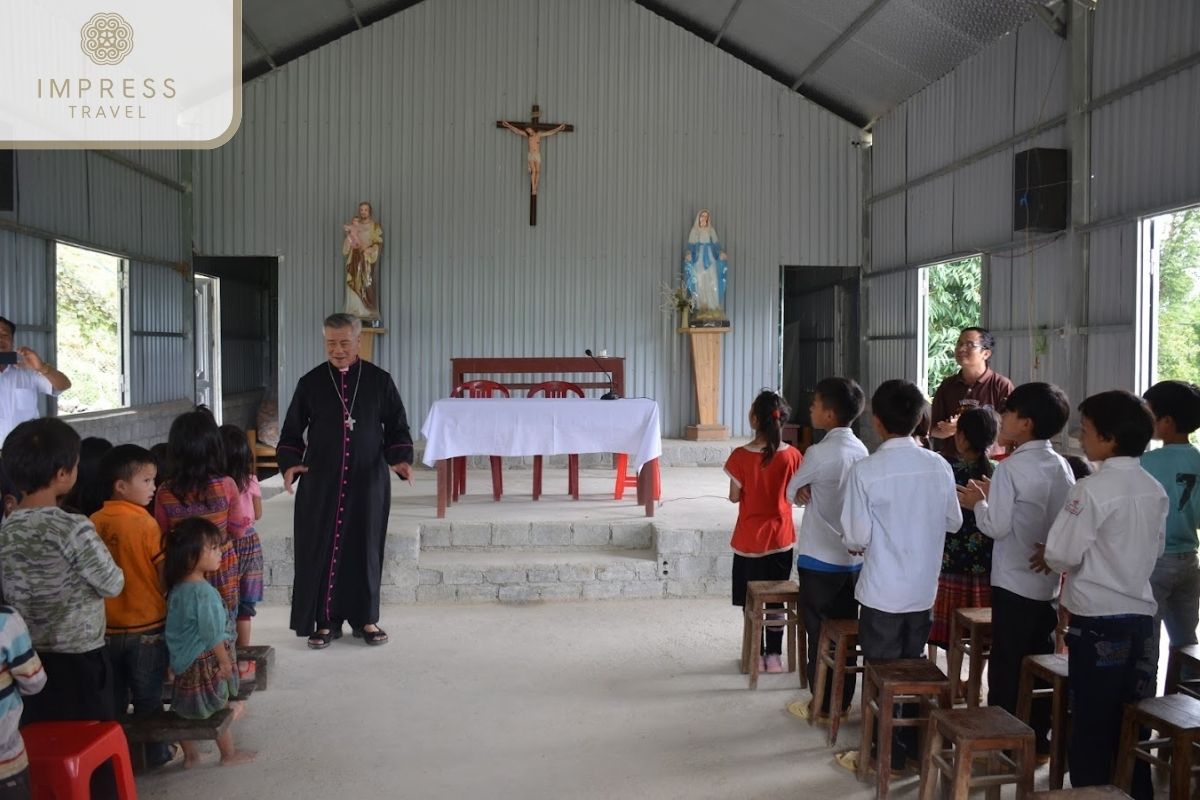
[585,349,620,400]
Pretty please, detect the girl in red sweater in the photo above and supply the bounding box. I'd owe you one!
[725,390,803,673]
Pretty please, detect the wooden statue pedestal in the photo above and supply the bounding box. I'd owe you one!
[679,326,731,441]
[358,327,387,362]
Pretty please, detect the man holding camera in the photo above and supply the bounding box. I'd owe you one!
[0,316,71,446]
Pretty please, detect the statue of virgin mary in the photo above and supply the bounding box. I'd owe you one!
[682,209,729,324]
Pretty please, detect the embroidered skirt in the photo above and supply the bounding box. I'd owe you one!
[171,640,238,720]
[929,573,992,648]
[233,530,264,617]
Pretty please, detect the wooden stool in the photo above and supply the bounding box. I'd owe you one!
[946,607,992,707]
[1165,644,1200,699]
[740,580,804,690]
[1029,787,1132,798]
[24,721,139,800]
[919,706,1035,800]
[1016,653,1070,790]
[809,618,865,745]
[859,659,952,800]
[1114,694,1200,798]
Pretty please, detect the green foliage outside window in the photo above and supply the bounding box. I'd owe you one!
[926,257,983,396]
[56,244,124,414]
[1156,208,1200,389]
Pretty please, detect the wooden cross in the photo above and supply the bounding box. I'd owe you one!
[496,104,574,226]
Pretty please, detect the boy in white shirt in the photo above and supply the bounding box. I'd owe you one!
[1041,391,1166,799]
[785,377,869,719]
[957,381,1073,756]
[837,380,962,773]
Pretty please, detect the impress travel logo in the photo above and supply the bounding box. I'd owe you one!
[3,1,242,148]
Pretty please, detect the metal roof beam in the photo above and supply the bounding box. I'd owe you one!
[344,0,364,29]
[713,0,746,45]
[243,20,278,70]
[790,0,892,91]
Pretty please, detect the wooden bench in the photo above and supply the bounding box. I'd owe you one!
[451,356,625,399]
[237,645,276,690]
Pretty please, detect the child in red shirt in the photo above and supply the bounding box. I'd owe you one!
[725,390,803,673]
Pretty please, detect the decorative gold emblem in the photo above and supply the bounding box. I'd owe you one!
[80,12,133,65]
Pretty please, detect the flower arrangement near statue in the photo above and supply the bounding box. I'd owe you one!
[661,282,695,328]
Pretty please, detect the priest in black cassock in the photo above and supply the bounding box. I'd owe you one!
[278,313,414,649]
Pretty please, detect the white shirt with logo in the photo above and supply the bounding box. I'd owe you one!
[1045,456,1167,618]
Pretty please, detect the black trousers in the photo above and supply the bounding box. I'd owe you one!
[732,550,793,655]
[798,567,859,714]
[988,586,1057,751]
[860,605,933,770]
[1066,614,1155,800]
[0,768,29,800]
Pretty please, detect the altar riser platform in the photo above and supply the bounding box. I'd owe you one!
[258,520,734,606]
[256,464,748,606]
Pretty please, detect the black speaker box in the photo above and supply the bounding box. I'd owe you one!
[1014,147,1069,233]
[0,151,12,213]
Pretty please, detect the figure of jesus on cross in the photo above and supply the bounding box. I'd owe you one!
[496,104,573,225]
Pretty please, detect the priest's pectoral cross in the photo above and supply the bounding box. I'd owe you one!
[345,415,356,431]
[496,104,574,226]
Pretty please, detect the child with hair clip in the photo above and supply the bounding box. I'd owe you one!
[724,390,803,674]
[929,406,999,658]
[163,518,254,768]
[154,412,247,632]
[219,425,263,678]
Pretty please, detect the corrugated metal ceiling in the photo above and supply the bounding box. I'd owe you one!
[241,0,1035,127]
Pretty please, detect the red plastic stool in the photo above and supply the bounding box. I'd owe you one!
[613,453,661,501]
[24,721,138,800]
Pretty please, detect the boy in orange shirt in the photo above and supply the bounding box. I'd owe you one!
[91,444,174,768]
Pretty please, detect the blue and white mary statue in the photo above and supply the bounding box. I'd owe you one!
[682,209,729,324]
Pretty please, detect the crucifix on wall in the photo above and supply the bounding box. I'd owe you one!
[496,104,574,225]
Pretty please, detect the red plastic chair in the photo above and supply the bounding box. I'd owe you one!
[24,721,139,800]
[450,380,510,501]
[528,381,584,500]
[614,454,662,501]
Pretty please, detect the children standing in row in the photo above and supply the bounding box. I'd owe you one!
[1140,381,1200,673]
[838,380,962,772]
[91,444,173,769]
[957,382,1074,757]
[928,406,999,654]
[164,518,255,768]
[0,419,125,725]
[0,604,44,800]
[725,390,802,674]
[785,378,868,717]
[1042,391,1167,800]
[220,425,264,670]
[155,412,249,630]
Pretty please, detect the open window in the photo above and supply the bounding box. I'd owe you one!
[919,256,983,396]
[1140,207,1200,444]
[55,242,129,414]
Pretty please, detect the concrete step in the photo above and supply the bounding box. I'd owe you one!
[419,520,653,551]
[416,549,676,604]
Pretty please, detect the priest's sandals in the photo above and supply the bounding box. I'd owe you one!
[307,627,342,650]
[353,624,389,646]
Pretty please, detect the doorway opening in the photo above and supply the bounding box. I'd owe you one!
[192,256,280,448]
[780,266,859,444]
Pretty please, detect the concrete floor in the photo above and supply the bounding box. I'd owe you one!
[133,599,1085,800]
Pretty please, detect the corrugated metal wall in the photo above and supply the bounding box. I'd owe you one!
[864,1,1200,413]
[194,0,862,438]
[0,151,189,408]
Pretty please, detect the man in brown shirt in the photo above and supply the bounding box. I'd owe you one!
[930,327,1014,460]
